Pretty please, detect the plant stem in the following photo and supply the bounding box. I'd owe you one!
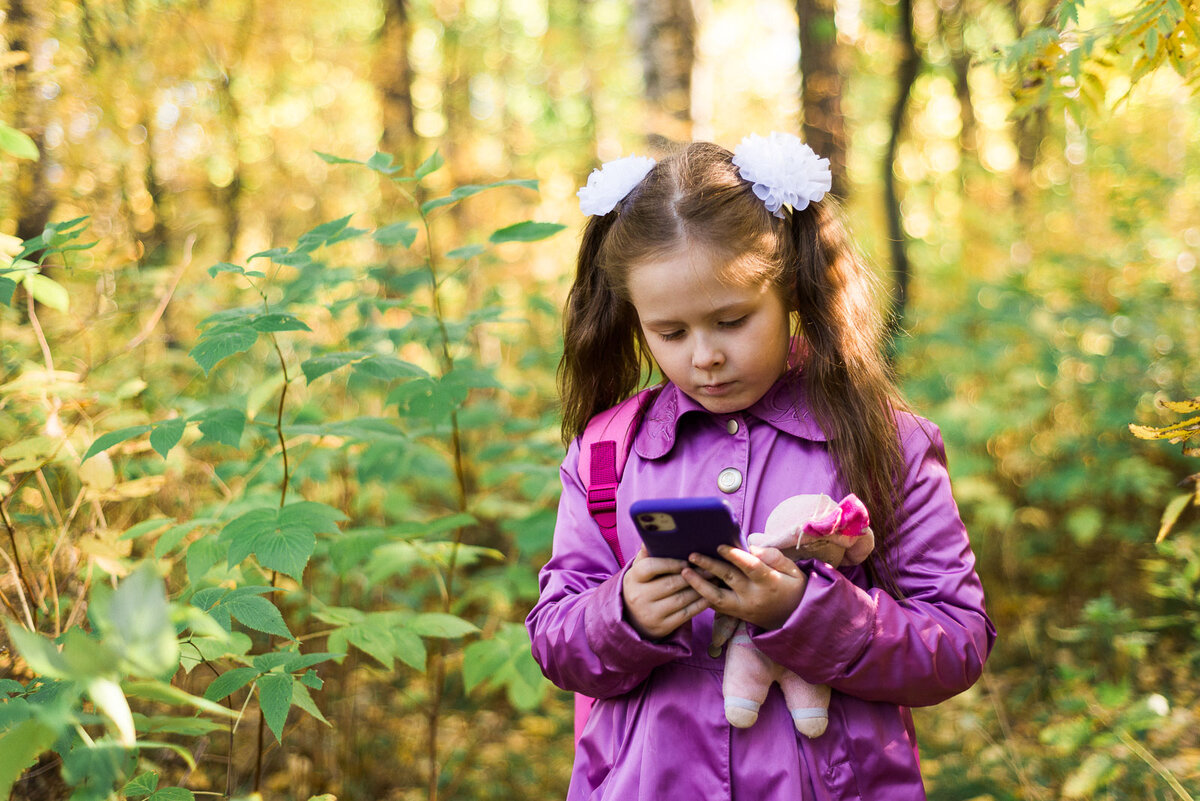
[0,501,37,628]
[270,334,292,509]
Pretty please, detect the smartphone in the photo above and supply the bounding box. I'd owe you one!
[629,497,744,561]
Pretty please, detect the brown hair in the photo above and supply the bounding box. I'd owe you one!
[559,141,910,585]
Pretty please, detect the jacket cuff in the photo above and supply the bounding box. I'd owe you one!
[749,560,876,680]
[584,562,692,672]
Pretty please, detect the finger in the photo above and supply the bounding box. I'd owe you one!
[686,551,742,580]
[659,591,710,628]
[681,566,730,605]
[715,545,769,578]
[750,545,804,578]
[643,571,698,603]
[634,555,690,579]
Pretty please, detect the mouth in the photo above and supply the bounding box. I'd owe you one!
[698,381,736,396]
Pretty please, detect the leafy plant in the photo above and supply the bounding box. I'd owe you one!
[1,148,566,800]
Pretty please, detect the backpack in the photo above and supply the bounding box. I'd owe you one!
[572,386,661,743]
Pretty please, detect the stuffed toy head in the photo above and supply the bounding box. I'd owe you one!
[750,492,874,568]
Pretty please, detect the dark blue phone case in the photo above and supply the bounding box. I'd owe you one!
[629,497,744,560]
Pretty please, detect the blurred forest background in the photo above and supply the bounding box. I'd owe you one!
[2,0,1199,799]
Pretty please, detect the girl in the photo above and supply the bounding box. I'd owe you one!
[526,134,994,800]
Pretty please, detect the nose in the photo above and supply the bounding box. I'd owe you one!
[692,335,724,370]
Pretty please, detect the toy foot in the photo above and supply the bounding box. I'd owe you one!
[791,707,829,738]
[725,697,761,728]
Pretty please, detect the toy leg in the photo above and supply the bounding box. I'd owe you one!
[778,672,831,738]
[723,631,775,728]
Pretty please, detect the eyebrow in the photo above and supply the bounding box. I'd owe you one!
[640,302,752,329]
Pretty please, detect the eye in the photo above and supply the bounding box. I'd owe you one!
[658,330,685,342]
[718,315,748,329]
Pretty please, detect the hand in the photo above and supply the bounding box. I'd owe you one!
[681,545,808,630]
[621,547,711,640]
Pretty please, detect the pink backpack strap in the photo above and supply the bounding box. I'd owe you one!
[578,387,660,567]
[573,386,659,745]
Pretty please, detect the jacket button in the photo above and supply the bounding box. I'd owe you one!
[726,418,739,435]
[717,468,742,493]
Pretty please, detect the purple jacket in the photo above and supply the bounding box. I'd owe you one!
[527,378,995,800]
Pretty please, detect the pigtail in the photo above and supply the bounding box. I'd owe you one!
[558,214,647,444]
[787,200,909,594]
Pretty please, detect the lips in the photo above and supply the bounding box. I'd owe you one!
[699,382,735,396]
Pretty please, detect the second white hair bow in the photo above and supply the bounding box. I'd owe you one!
[732,132,832,218]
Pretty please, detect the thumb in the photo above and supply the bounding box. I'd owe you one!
[751,545,803,577]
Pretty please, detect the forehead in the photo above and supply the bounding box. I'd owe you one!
[626,249,777,319]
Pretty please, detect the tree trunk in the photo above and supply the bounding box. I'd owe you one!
[632,0,695,150]
[796,0,847,198]
[8,0,56,243]
[377,0,416,166]
[940,0,976,154]
[1010,0,1055,206]
[884,0,921,345]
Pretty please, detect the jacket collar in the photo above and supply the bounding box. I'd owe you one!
[634,372,828,460]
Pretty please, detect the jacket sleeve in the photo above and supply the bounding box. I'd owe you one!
[750,419,996,707]
[525,440,692,698]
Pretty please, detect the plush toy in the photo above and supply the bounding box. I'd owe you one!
[709,493,874,738]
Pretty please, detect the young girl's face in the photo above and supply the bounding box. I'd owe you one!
[626,248,791,414]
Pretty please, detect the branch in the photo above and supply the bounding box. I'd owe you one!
[127,233,195,350]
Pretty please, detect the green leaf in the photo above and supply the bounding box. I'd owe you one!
[366,151,400,174]
[419,179,539,215]
[23,272,70,311]
[408,613,479,639]
[1158,493,1192,543]
[185,535,224,584]
[225,594,293,638]
[446,244,486,260]
[352,354,428,381]
[251,312,311,332]
[118,517,172,542]
[373,221,418,248]
[196,588,292,639]
[190,323,258,375]
[5,622,70,678]
[82,425,153,462]
[413,150,444,179]
[123,680,240,719]
[301,351,369,383]
[148,787,195,801]
[289,682,329,726]
[1,276,15,305]
[488,221,566,244]
[248,247,288,261]
[256,673,293,743]
[96,564,179,678]
[298,214,353,247]
[133,713,224,736]
[0,719,57,799]
[203,667,259,702]
[0,122,39,160]
[221,502,345,580]
[149,418,186,459]
[463,639,510,693]
[314,151,361,165]
[207,262,246,278]
[59,739,131,794]
[123,772,159,797]
[191,408,245,448]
